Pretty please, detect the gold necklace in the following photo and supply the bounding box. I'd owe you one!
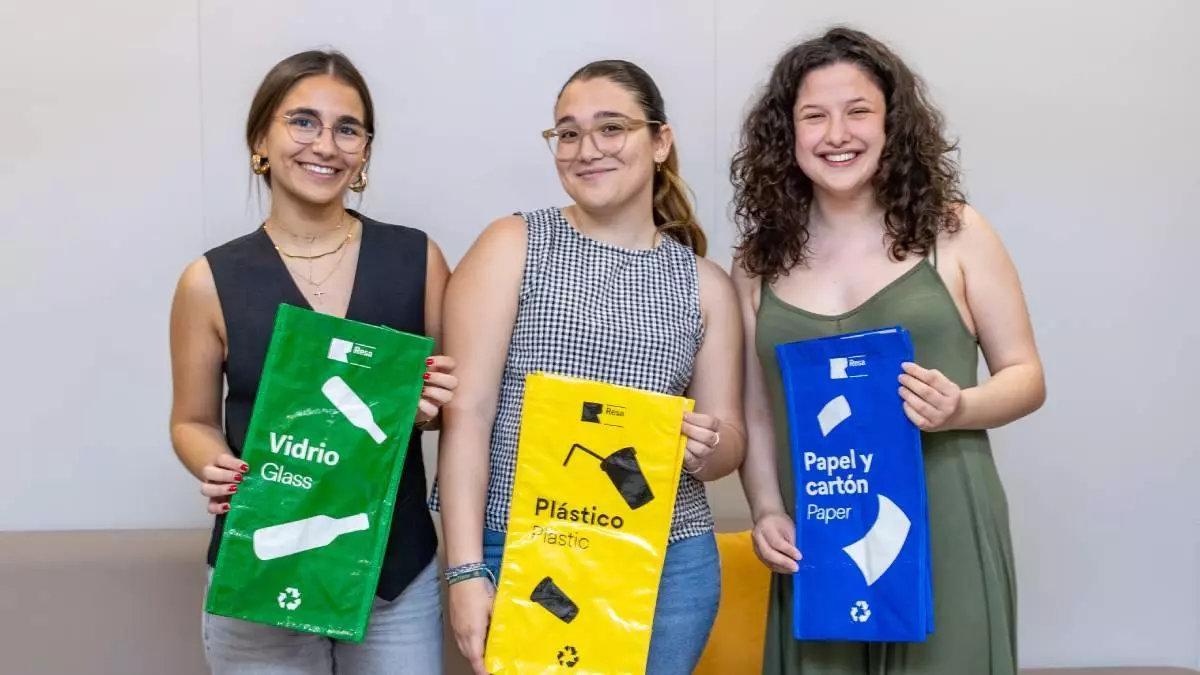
[282,220,358,299]
[264,216,355,260]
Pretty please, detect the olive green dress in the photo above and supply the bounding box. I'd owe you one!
[757,258,1018,675]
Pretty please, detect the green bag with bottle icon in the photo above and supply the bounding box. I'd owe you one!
[205,304,433,642]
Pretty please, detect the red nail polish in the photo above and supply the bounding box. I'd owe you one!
[223,503,231,513]
[234,473,243,482]
[228,484,238,493]
[423,373,431,380]
[240,464,249,473]
[425,358,434,366]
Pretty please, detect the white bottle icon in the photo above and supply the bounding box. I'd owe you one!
[322,376,388,444]
[253,513,370,561]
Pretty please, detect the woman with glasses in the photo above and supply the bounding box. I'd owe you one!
[168,50,456,673]
[435,59,746,675]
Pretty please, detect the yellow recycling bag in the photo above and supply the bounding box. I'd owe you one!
[485,372,693,674]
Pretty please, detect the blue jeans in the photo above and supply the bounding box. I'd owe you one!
[483,528,720,674]
[202,559,442,674]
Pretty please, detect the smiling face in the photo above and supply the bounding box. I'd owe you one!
[253,74,369,208]
[792,62,887,201]
[551,76,672,217]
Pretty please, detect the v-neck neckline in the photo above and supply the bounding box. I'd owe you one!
[764,258,929,322]
[257,211,369,321]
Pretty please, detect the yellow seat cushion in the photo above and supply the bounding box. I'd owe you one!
[695,531,771,675]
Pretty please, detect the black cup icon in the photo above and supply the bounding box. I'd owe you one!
[563,443,655,510]
[531,576,579,624]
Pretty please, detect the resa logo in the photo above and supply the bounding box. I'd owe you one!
[829,355,868,380]
[328,338,375,369]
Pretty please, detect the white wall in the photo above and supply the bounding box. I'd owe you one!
[0,0,207,530]
[1,0,1196,668]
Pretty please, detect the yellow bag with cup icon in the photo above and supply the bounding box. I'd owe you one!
[484,372,692,674]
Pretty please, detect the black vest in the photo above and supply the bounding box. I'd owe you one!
[204,212,437,601]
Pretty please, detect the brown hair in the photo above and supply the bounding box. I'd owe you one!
[246,50,375,187]
[559,60,707,256]
[731,27,964,280]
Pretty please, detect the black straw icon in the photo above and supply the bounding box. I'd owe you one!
[563,444,655,510]
[531,576,579,623]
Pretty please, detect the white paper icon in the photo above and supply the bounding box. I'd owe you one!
[817,395,852,437]
[253,513,370,561]
[322,376,387,444]
[842,494,911,586]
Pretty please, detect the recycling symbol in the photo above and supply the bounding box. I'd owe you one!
[556,645,579,668]
[850,600,871,623]
[277,587,302,611]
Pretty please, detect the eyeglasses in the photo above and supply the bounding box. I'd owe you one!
[541,117,661,159]
[280,113,372,154]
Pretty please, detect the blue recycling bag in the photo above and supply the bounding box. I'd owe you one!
[776,326,933,642]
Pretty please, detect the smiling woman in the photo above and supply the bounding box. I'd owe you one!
[732,28,964,279]
[436,59,748,675]
[731,27,1044,675]
[167,49,459,674]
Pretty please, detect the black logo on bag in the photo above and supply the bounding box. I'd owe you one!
[581,402,603,423]
[580,401,625,427]
[557,645,579,668]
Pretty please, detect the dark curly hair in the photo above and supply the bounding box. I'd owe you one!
[731,27,964,280]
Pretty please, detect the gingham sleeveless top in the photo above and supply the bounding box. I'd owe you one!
[431,206,713,542]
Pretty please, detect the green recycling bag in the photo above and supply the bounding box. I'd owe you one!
[205,304,433,641]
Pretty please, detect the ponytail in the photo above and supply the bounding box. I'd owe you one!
[652,146,706,256]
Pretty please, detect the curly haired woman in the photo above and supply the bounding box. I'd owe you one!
[731,27,1045,674]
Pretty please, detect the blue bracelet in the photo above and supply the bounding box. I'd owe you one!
[446,567,495,586]
[444,562,496,586]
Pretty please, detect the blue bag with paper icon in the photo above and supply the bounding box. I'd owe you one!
[776,326,933,642]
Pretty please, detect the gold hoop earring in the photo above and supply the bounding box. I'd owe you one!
[349,168,368,192]
[251,153,270,175]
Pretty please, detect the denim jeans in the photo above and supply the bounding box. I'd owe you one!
[202,559,442,674]
[483,528,720,674]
